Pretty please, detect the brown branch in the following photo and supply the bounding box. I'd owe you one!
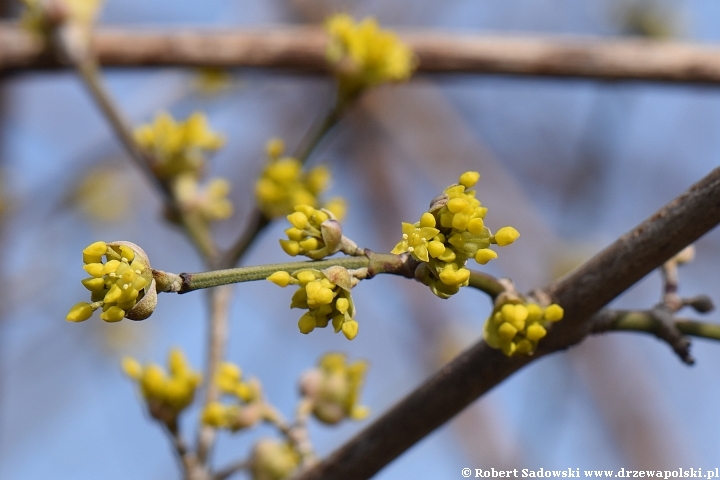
[6,23,720,84]
[295,166,720,480]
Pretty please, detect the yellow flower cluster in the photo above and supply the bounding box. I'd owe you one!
[135,112,233,225]
[267,268,358,340]
[173,175,233,222]
[66,241,155,323]
[255,138,345,220]
[280,205,342,260]
[299,353,369,424]
[122,348,202,421]
[392,171,520,299]
[325,14,416,100]
[250,439,300,480]
[484,303,564,356]
[134,112,224,180]
[202,362,266,431]
[21,0,103,36]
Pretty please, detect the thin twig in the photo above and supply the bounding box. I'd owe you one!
[213,459,251,480]
[590,309,694,364]
[294,165,720,480]
[196,285,233,464]
[164,421,205,480]
[265,401,316,467]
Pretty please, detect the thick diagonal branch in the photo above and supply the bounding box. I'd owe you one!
[296,168,720,480]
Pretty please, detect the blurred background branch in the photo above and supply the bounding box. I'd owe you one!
[6,23,720,84]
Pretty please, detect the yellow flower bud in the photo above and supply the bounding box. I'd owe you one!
[336,297,350,314]
[427,240,445,258]
[298,312,317,334]
[544,304,564,322]
[279,239,301,256]
[447,197,469,214]
[526,303,543,322]
[498,322,518,341]
[474,248,498,265]
[459,171,480,188]
[267,271,292,287]
[419,212,436,228]
[467,217,485,236]
[495,226,520,247]
[525,324,547,342]
[287,211,308,230]
[66,302,94,322]
[342,320,359,340]
[100,306,125,322]
[296,270,318,284]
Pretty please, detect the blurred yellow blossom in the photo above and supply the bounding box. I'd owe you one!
[172,174,233,223]
[250,439,301,480]
[326,14,416,100]
[134,112,224,180]
[255,137,345,219]
[201,361,267,431]
[299,352,369,424]
[21,0,103,36]
[70,164,134,222]
[122,348,202,424]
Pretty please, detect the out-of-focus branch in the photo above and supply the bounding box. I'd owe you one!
[7,23,720,84]
[295,166,720,480]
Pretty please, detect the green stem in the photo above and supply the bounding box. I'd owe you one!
[468,270,505,299]
[181,256,371,293]
[606,311,720,342]
[676,319,720,341]
[294,101,345,165]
